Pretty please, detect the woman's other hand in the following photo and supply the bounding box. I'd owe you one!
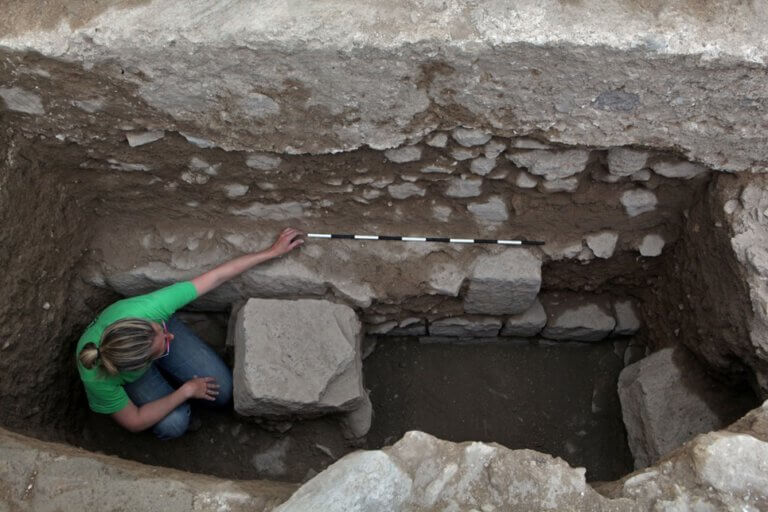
[268,227,304,258]
[182,376,220,401]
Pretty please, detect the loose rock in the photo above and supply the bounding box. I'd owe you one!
[613,300,641,335]
[469,156,497,176]
[507,149,590,180]
[126,130,165,147]
[246,153,282,170]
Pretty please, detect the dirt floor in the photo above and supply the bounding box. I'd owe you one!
[71,316,635,483]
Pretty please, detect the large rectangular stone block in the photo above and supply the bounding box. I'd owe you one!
[463,250,541,315]
[233,298,365,418]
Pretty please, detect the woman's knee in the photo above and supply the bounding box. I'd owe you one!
[152,404,190,440]
[212,374,233,407]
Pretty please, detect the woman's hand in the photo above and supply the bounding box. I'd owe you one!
[268,227,304,258]
[182,376,220,401]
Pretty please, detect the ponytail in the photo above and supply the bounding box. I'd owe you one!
[78,318,156,375]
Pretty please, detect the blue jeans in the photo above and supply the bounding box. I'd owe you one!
[124,315,233,440]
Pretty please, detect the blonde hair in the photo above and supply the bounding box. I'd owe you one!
[78,318,156,375]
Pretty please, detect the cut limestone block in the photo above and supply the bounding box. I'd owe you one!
[429,316,502,337]
[618,347,755,469]
[464,250,541,315]
[501,299,547,337]
[233,298,366,418]
[540,295,616,342]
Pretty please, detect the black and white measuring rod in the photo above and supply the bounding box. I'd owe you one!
[307,233,545,246]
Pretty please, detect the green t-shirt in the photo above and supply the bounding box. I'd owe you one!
[76,281,198,414]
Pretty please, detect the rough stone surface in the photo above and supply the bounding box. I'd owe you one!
[0,427,295,511]
[500,299,547,337]
[613,300,641,335]
[469,156,496,176]
[444,176,482,198]
[464,250,541,315]
[620,189,658,217]
[507,149,590,181]
[483,140,506,158]
[607,148,650,176]
[618,346,755,469]
[429,316,502,337]
[515,170,538,188]
[451,127,491,147]
[651,159,709,179]
[425,132,447,148]
[585,231,619,259]
[467,195,509,223]
[0,87,44,114]
[384,145,421,163]
[276,431,621,512]
[232,298,366,418]
[541,295,616,342]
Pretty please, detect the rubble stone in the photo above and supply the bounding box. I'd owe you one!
[607,148,651,176]
[501,299,547,337]
[444,176,482,198]
[541,299,616,342]
[651,159,709,179]
[451,127,492,147]
[384,145,422,163]
[429,316,502,337]
[585,231,619,259]
[507,149,590,181]
[620,189,658,217]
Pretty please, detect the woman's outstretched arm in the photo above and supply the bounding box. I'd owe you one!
[191,227,304,296]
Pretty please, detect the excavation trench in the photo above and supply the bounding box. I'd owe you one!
[0,127,764,504]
